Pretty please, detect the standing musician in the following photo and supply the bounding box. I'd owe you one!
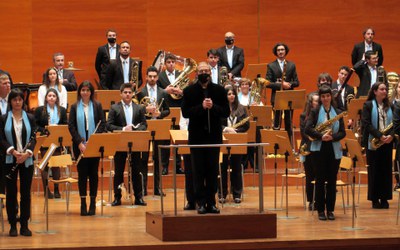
[363,82,393,209]
[207,49,221,85]
[181,62,230,214]
[102,41,143,90]
[305,86,346,221]
[137,66,170,196]
[299,92,319,210]
[217,32,245,79]
[390,75,400,191]
[266,42,299,141]
[34,89,68,199]
[0,88,36,237]
[351,27,384,67]
[0,73,11,196]
[107,83,147,206]
[95,28,120,83]
[219,86,249,204]
[68,81,106,216]
[332,66,355,111]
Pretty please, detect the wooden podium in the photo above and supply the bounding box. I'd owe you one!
[146,131,277,241]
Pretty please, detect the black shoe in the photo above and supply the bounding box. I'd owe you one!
[372,201,382,209]
[134,198,147,206]
[88,204,96,216]
[176,168,185,174]
[111,199,121,206]
[9,225,17,237]
[162,168,168,175]
[184,202,196,210]
[80,204,88,216]
[20,225,32,236]
[154,190,166,197]
[318,212,327,221]
[207,205,220,214]
[54,190,61,199]
[45,190,54,199]
[381,200,389,209]
[234,198,241,204]
[197,205,207,214]
[327,211,335,220]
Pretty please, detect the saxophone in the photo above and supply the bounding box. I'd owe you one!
[130,60,139,104]
[230,115,252,129]
[370,122,393,149]
[219,66,229,86]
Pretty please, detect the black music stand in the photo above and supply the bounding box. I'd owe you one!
[36,143,58,235]
[115,131,151,207]
[81,133,120,217]
[147,119,172,208]
[276,135,298,219]
[274,89,306,149]
[260,129,289,211]
[342,138,365,231]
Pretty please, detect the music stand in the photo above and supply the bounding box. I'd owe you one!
[274,89,306,149]
[94,90,121,111]
[276,135,298,219]
[247,121,257,188]
[347,98,365,131]
[260,129,289,211]
[165,107,181,128]
[147,119,172,208]
[249,105,273,128]
[36,143,58,235]
[343,138,365,231]
[81,133,121,217]
[115,131,151,207]
[66,91,77,113]
[221,133,248,205]
[245,63,268,81]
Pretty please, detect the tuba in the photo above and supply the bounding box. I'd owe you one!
[387,72,399,101]
[219,66,229,86]
[170,58,197,100]
[249,77,269,105]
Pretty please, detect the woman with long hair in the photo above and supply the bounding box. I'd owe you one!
[38,67,67,108]
[68,81,106,216]
[34,88,68,199]
[362,82,393,209]
[0,88,36,236]
[305,85,345,220]
[219,86,249,203]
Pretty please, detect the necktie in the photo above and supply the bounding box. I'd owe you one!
[1,99,6,115]
[125,104,132,125]
[58,70,63,80]
[123,60,129,83]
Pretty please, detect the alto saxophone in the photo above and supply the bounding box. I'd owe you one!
[370,122,393,149]
[230,115,252,129]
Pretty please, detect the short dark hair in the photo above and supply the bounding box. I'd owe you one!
[120,41,130,47]
[207,49,219,57]
[120,83,133,92]
[146,66,159,75]
[165,53,176,62]
[318,85,332,97]
[106,28,117,36]
[8,88,25,110]
[365,50,376,60]
[317,73,333,85]
[77,81,95,101]
[272,43,290,56]
[339,66,351,73]
[363,27,375,36]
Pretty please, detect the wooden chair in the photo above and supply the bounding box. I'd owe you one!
[311,156,352,215]
[0,193,5,232]
[48,154,77,215]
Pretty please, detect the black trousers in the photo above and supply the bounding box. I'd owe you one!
[0,163,5,194]
[113,151,144,200]
[303,155,315,202]
[77,157,99,197]
[183,154,195,204]
[5,164,34,225]
[311,142,340,212]
[219,154,243,199]
[141,140,163,194]
[191,147,219,207]
[366,143,393,202]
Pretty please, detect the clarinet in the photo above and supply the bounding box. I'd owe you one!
[6,129,38,179]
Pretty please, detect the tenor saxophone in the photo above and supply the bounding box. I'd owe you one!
[130,60,139,104]
[370,122,393,149]
[230,115,252,129]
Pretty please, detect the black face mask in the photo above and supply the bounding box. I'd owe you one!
[108,37,116,44]
[225,38,234,45]
[198,73,210,84]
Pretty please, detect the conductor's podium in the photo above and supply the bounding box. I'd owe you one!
[146,208,277,241]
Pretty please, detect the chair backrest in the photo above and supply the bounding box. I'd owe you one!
[339,156,352,171]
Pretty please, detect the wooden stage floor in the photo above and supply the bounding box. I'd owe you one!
[0,184,399,250]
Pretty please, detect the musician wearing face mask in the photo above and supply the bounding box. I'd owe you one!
[182,62,230,214]
[95,29,120,82]
[217,32,245,80]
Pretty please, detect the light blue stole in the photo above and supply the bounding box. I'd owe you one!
[77,100,95,141]
[368,100,393,150]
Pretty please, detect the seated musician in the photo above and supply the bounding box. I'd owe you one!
[107,83,147,206]
[305,85,345,221]
[219,86,249,204]
[38,67,67,109]
[137,66,170,196]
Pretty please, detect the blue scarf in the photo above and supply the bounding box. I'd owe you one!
[47,104,59,125]
[77,100,95,141]
[5,111,33,167]
[310,106,342,159]
[368,99,393,150]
